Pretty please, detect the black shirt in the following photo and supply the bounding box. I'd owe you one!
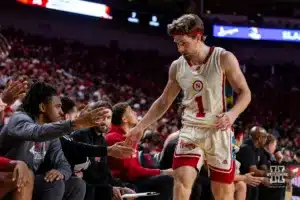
[71,128,124,187]
[236,139,268,175]
[159,137,178,170]
[60,135,108,173]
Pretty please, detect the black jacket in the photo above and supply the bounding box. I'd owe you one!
[60,135,108,173]
[0,112,73,180]
[71,128,125,187]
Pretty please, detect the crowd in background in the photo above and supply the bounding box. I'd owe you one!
[0,26,299,200]
[1,27,299,156]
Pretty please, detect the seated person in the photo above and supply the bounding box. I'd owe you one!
[232,129,263,200]
[0,82,108,200]
[60,97,133,177]
[71,101,136,200]
[106,102,173,200]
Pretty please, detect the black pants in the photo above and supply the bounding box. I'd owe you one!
[85,184,113,200]
[133,175,173,200]
[33,175,86,200]
[246,186,259,200]
[258,186,285,200]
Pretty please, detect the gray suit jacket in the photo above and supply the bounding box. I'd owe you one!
[0,112,73,180]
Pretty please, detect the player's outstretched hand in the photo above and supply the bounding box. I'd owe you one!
[71,107,109,130]
[124,126,144,147]
[0,33,10,61]
[215,111,237,130]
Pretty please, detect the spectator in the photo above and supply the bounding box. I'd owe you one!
[138,131,161,168]
[106,102,174,200]
[0,157,33,200]
[291,150,300,198]
[236,126,269,200]
[72,101,136,200]
[233,130,263,200]
[60,97,134,177]
[0,81,109,200]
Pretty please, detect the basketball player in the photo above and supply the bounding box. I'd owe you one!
[126,14,251,200]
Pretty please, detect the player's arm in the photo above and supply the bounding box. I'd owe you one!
[136,61,181,132]
[221,51,251,119]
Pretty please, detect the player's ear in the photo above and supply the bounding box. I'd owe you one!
[196,34,202,41]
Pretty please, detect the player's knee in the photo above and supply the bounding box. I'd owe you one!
[235,181,246,193]
[211,181,234,200]
[174,166,197,189]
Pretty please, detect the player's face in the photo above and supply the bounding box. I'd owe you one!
[173,35,200,60]
[123,106,138,126]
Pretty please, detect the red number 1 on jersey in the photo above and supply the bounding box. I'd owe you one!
[195,96,205,117]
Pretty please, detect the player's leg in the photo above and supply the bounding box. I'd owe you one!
[173,166,197,200]
[172,127,204,200]
[206,129,235,200]
[234,181,247,200]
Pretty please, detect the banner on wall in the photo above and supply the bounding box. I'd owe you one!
[17,0,113,19]
[213,24,300,43]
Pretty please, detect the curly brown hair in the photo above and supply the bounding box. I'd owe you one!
[167,14,204,38]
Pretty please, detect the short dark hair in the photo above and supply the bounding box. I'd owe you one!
[89,101,112,111]
[21,81,57,119]
[141,131,161,146]
[61,97,76,114]
[112,102,129,125]
[167,14,204,38]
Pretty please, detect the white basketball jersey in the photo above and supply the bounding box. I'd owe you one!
[176,47,226,128]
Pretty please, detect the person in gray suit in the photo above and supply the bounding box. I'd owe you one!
[0,81,109,200]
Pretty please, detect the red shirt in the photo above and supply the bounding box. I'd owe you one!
[0,157,11,169]
[105,125,161,182]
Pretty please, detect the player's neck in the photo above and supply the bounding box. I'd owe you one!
[189,44,211,66]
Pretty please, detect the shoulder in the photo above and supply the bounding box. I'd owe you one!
[219,50,239,71]
[106,131,123,140]
[169,58,181,79]
[8,112,33,125]
[105,132,124,145]
[71,128,91,141]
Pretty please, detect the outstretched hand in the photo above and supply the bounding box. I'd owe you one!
[72,107,109,130]
[1,79,28,105]
[124,126,144,147]
[108,141,135,158]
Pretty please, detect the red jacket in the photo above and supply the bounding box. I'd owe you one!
[105,125,161,182]
[0,157,11,169]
